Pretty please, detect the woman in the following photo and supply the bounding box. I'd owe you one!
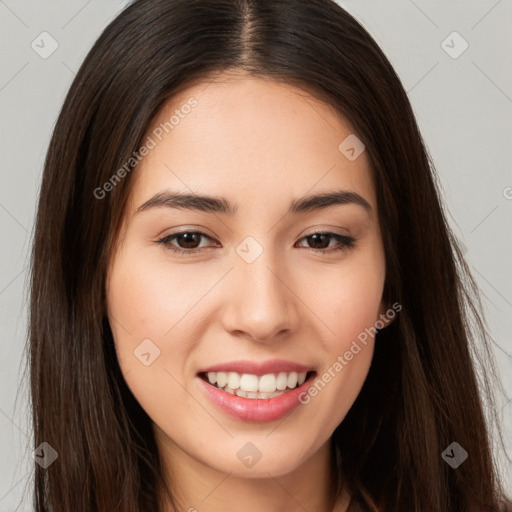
[28,0,511,510]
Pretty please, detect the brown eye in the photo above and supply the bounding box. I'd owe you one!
[296,232,356,253]
[173,232,203,249]
[157,230,356,257]
[304,233,331,249]
[157,230,217,255]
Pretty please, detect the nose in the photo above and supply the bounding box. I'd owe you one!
[221,248,299,344]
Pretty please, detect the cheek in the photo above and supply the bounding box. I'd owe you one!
[314,268,381,382]
[106,251,175,378]
[107,256,196,336]
[299,291,379,437]
[305,251,386,350]
[106,246,222,396]
[106,253,203,428]
[106,244,220,365]
[297,249,384,425]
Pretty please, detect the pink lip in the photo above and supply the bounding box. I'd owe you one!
[197,372,316,422]
[197,359,314,376]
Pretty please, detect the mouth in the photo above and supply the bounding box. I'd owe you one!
[198,370,317,399]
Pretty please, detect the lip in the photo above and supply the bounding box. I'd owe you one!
[197,359,314,376]
[196,368,316,423]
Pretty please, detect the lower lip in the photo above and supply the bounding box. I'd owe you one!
[197,373,315,423]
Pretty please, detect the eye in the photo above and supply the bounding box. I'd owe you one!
[156,230,357,256]
[157,230,218,256]
[295,232,356,253]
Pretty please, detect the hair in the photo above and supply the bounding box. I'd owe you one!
[26,0,511,511]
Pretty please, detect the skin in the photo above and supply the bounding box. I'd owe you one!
[106,70,393,512]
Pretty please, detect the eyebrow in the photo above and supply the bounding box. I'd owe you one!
[135,189,372,216]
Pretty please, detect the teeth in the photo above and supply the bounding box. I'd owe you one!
[203,370,309,397]
[239,373,259,392]
[216,372,228,388]
[231,386,286,399]
[287,371,298,389]
[258,374,276,393]
[227,372,240,390]
[258,391,277,399]
[276,372,288,390]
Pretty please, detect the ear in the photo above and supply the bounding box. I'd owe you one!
[376,300,401,330]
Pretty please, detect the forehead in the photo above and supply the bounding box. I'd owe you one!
[128,73,376,212]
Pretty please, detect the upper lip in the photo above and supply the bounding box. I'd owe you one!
[197,359,315,376]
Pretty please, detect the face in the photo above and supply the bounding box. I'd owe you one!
[106,72,390,479]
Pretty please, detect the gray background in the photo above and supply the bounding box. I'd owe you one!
[0,0,511,509]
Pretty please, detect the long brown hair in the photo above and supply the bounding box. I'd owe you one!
[27,0,511,510]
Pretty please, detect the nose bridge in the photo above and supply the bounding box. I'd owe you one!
[224,236,297,341]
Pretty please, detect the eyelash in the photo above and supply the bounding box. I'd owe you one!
[156,230,357,256]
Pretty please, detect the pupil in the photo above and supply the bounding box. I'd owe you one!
[308,234,329,249]
[179,233,200,248]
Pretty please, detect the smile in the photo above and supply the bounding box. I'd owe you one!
[199,371,311,399]
[196,361,317,422]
